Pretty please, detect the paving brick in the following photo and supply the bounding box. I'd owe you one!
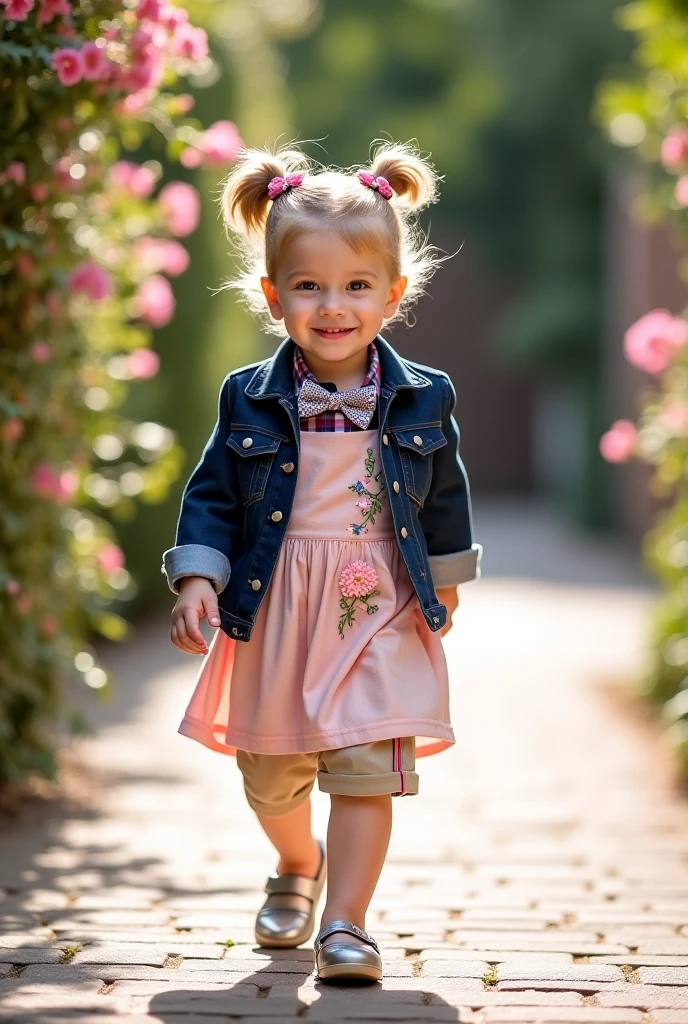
[650,1012,688,1023]
[477,1010,644,1023]
[594,955,688,967]
[421,960,490,978]
[0,947,65,964]
[497,964,624,983]
[419,949,574,964]
[596,986,688,1008]
[638,966,688,985]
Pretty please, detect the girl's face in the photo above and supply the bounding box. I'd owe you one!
[261,230,407,371]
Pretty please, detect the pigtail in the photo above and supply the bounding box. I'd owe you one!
[220,146,310,237]
[367,140,439,211]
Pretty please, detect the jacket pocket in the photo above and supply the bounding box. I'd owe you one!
[226,428,282,505]
[391,426,447,506]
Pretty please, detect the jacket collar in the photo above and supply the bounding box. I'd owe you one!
[244,334,430,400]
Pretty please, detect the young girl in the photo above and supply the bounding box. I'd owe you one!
[162,141,482,984]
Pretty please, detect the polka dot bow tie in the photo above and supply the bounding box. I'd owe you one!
[297,377,378,429]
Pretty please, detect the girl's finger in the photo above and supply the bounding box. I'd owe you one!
[175,616,200,655]
[183,608,208,652]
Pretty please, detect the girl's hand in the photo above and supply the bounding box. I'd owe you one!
[436,585,459,638]
[171,576,221,655]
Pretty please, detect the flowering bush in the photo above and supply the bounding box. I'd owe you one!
[0,0,242,783]
[596,0,688,773]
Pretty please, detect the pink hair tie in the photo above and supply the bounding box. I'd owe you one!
[267,172,304,200]
[358,169,393,200]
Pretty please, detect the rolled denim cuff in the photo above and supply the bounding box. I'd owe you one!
[429,543,482,588]
[161,544,231,595]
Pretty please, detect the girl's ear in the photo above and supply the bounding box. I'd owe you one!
[384,276,408,319]
[260,277,284,320]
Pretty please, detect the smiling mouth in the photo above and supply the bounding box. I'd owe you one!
[312,327,355,335]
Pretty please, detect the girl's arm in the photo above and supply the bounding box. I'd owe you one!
[162,374,241,596]
[419,374,482,591]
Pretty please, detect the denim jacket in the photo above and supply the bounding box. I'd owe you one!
[162,335,482,641]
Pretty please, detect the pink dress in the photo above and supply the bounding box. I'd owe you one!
[178,429,454,758]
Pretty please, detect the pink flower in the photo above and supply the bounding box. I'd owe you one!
[662,129,688,171]
[356,497,372,512]
[662,400,688,435]
[339,559,379,599]
[599,420,636,463]
[40,615,59,636]
[30,341,52,363]
[97,542,125,573]
[676,176,688,206]
[128,165,157,198]
[28,182,48,203]
[624,309,688,374]
[361,476,371,487]
[159,2,188,30]
[135,274,175,327]
[17,594,33,615]
[2,161,26,185]
[52,47,84,86]
[33,465,77,504]
[69,260,113,301]
[6,580,21,595]
[169,23,208,60]
[158,180,200,236]
[1,419,24,442]
[2,0,34,20]
[158,239,189,276]
[198,120,243,166]
[37,0,70,25]
[109,160,136,189]
[128,347,160,379]
[137,0,162,18]
[81,40,109,81]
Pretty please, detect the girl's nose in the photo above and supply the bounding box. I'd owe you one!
[318,291,345,316]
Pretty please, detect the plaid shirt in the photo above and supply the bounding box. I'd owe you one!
[293,341,381,431]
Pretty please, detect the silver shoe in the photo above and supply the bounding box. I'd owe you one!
[314,919,382,983]
[254,839,326,948]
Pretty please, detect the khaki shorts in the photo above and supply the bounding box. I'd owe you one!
[237,737,418,817]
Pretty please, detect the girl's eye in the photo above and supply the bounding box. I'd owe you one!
[349,281,369,291]
[295,281,318,290]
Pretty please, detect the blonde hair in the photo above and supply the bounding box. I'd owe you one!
[215,140,443,335]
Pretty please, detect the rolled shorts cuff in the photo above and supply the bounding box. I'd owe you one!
[317,768,419,798]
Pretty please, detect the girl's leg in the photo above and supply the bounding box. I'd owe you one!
[320,794,392,942]
[256,797,322,874]
[255,799,323,916]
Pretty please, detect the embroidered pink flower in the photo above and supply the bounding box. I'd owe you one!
[356,497,372,512]
[339,560,379,599]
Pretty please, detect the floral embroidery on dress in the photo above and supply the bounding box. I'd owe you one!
[347,448,385,535]
[338,559,380,637]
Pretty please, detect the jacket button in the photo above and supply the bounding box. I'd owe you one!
[382,434,389,446]
[271,510,283,522]
[242,437,253,449]
[281,462,294,473]
[400,527,408,539]
[393,481,400,493]
[251,579,262,591]
[413,435,423,446]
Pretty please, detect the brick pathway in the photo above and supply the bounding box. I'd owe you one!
[2,500,688,1023]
